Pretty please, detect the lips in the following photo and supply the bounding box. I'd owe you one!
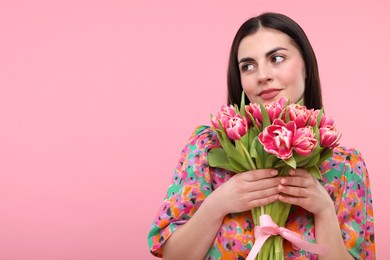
[258,88,282,100]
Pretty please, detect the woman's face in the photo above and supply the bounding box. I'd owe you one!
[237,28,306,104]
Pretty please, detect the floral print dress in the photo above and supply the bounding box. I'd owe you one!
[147,126,375,259]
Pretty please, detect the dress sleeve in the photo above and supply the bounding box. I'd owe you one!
[333,148,375,259]
[147,125,218,257]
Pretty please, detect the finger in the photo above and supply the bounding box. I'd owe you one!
[278,184,307,197]
[278,193,306,207]
[242,169,278,181]
[247,177,282,192]
[250,194,279,208]
[280,176,311,188]
[288,168,310,177]
[248,186,280,200]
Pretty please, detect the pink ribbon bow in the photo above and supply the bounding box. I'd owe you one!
[246,214,327,260]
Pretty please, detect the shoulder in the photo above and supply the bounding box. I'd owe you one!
[321,146,368,180]
[186,125,220,150]
[333,146,367,173]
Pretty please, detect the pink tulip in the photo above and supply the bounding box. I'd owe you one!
[264,98,285,123]
[211,105,237,129]
[245,103,262,127]
[267,96,288,107]
[320,126,341,148]
[293,126,317,156]
[309,110,336,128]
[258,119,296,159]
[226,115,248,140]
[285,103,314,128]
[308,110,319,127]
[319,114,335,128]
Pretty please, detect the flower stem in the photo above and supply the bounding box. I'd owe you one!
[239,140,257,170]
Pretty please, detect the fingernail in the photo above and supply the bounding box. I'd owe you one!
[271,170,278,176]
[289,170,295,175]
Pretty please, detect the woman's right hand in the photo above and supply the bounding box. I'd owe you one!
[209,169,281,217]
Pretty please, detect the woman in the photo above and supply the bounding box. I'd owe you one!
[147,12,375,259]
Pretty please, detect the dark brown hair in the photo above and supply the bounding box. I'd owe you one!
[227,12,323,109]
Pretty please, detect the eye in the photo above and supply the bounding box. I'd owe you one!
[271,55,285,64]
[240,63,256,72]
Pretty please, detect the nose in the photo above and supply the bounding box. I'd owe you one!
[257,64,272,84]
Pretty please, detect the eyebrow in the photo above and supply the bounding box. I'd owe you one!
[238,47,288,63]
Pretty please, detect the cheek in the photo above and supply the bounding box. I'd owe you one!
[284,65,305,89]
[240,76,258,103]
[284,64,304,83]
[240,75,255,93]
[278,65,305,103]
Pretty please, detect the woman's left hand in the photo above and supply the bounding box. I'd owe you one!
[277,169,334,216]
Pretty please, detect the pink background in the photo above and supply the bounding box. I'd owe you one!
[0,1,388,259]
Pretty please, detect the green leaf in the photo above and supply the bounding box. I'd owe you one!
[215,129,232,148]
[240,90,246,116]
[234,104,240,114]
[215,129,245,165]
[247,112,261,133]
[283,156,297,169]
[314,125,320,143]
[207,146,248,173]
[240,131,249,152]
[274,160,287,168]
[307,165,322,179]
[317,149,334,166]
[265,154,277,168]
[237,139,256,170]
[217,120,225,134]
[295,146,322,167]
[303,153,320,168]
[227,155,250,172]
[259,103,271,128]
[256,140,266,168]
[278,99,290,119]
[250,138,263,169]
[294,152,310,163]
[210,134,250,172]
[285,107,290,122]
[216,128,254,171]
[312,145,323,156]
[248,126,260,144]
[316,108,324,127]
[296,156,313,167]
[297,99,303,105]
[235,140,254,170]
[208,148,239,172]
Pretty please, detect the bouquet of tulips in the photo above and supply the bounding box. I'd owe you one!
[208,92,341,260]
